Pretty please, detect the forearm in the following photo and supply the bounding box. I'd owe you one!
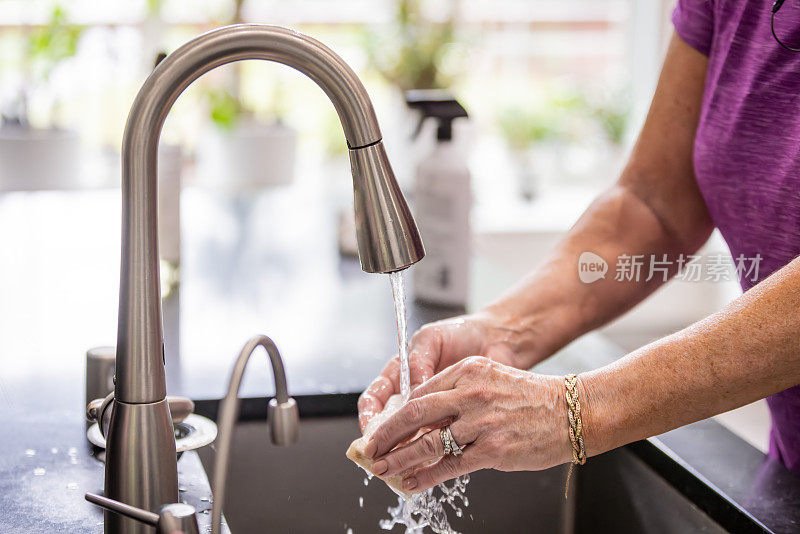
[482,182,704,367]
[581,256,800,456]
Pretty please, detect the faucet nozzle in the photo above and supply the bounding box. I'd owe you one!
[350,141,424,273]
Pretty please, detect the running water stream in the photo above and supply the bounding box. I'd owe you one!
[374,271,470,534]
[389,271,411,401]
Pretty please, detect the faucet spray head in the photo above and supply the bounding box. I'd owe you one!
[349,141,425,273]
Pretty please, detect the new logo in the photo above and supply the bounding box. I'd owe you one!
[578,252,607,283]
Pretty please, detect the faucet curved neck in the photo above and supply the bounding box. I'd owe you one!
[116,24,383,404]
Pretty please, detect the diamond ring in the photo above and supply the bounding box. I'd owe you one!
[439,425,463,457]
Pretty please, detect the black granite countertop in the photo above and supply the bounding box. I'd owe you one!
[0,380,227,533]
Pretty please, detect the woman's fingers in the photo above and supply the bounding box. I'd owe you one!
[371,429,442,478]
[406,355,482,402]
[372,422,472,478]
[357,357,400,431]
[360,326,447,431]
[407,326,443,387]
[402,447,483,493]
[365,391,460,458]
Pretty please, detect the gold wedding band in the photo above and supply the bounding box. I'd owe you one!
[439,425,463,457]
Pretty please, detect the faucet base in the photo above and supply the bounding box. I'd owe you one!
[105,398,178,534]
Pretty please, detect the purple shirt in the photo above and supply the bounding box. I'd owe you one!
[673,0,800,474]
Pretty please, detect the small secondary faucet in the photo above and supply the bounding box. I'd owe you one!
[88,334,297,534]
[106,24,424,534]
[211,335,299,534]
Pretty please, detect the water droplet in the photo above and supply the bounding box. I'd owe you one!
[358,496,364,508]
[200,496,212,502]
[33,468,46,476]
[67,447,78,457]
[25,449,36,457]
[50,448,58,454]
[363,477,369,486]
[178,486,187,493]
[70,457,78,465]
[67,482,78,490]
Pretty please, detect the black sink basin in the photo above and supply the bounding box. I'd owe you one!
[199,416,726,533]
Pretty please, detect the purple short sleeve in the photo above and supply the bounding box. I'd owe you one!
[672,0,714,56]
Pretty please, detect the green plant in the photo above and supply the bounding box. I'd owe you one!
[496,88,584,150]
[203,0,290,130]
[496,107,562,151]
[205,77,289,130]
[16,4,84,127]
[497,86,630,150]
[206,88,240,130]
[28,5,83,82]
[363,0,461,91]
[589,98,629,145]
[146,0,167,16]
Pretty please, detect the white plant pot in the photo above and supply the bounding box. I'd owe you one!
[0,127,81,191]
[196,119,296,190]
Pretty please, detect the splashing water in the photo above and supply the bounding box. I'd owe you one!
[383,270,470,534]
[378,475,470,534]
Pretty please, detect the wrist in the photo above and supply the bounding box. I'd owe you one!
[476,304,568,369]
[575,369,617,457]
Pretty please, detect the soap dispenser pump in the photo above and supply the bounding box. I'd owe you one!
[405,90,471,307]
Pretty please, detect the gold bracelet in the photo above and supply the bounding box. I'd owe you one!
[564,373,586,499]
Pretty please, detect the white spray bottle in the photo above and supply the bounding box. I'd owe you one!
[405,90,471,307]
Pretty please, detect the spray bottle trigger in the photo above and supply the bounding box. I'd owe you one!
[411,115,427,140]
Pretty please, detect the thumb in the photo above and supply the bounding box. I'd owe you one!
[408,325,443,387]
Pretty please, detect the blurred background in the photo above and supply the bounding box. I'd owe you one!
[0,0,649,179]
[0,0,765,449]
[0,0,653,186]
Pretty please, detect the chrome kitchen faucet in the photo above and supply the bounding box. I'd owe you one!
[108,24,424,533]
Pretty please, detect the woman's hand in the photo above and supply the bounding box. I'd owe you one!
[360,356,572,493]
[357,311,540,432]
